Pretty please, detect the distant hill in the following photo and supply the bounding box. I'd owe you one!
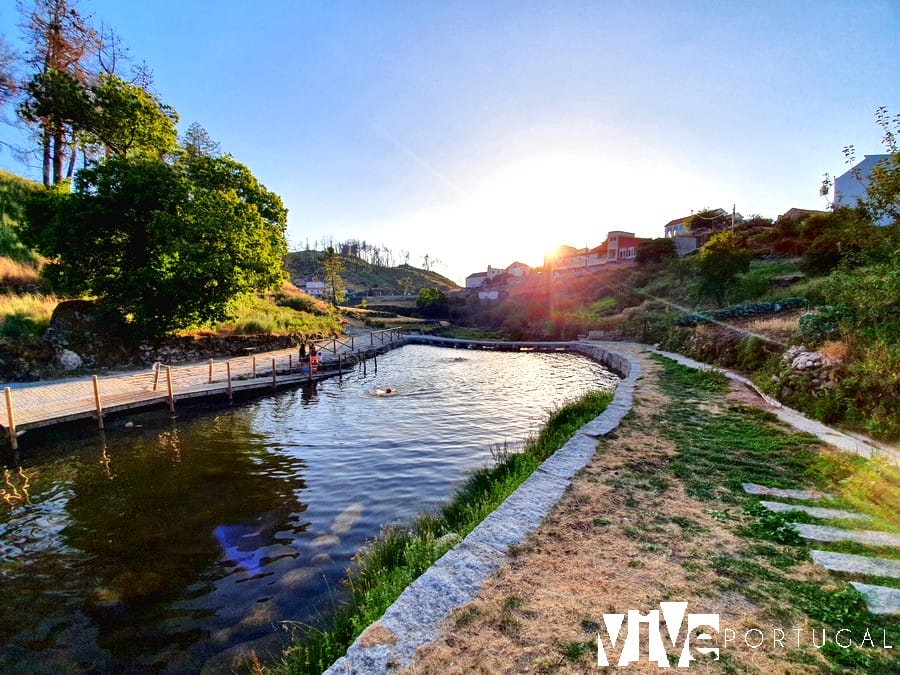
[283,250,460,296]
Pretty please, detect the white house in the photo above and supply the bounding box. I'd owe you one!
[834,154,894,226]
[465,272,488,289]
[305,277,325,297]
[505,261,531,278]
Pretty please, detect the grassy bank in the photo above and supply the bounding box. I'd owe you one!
[649,355,899,672]
[272,389,614,674]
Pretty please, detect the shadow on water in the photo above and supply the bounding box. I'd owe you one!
[0,346,616,672]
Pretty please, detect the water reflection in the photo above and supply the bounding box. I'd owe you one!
[0,346,616,672]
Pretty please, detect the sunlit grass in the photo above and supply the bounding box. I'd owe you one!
[0,292,58,341]
[182,290,343,337]
[0,256,43,287]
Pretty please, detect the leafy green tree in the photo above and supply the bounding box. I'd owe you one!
[635,237,676,266]
[695,231,751,306]
[181,121,221,158]
[319,246,346,306]
[398,276,415,295]
[417,287,448,318]
[17,67,91,182]
[84,74,178,159]
[862,107,899,224]
[18,0,99,185]
[24,155,288,336]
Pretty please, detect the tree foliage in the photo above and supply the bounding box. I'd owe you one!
[85,74,178,158]
[695,231,751,306]
[417,287,448,318]
[17,0,99,184]
[319,246,346,306]
[635,237,676,266]
[23,155,288,336]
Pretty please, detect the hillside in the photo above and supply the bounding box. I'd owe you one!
[283,249,460,296]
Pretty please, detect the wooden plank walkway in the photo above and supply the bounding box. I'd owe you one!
[2,329,407,447]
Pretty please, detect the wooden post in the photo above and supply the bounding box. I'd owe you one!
[338,353,343,382]
[288,354,293,372]
[4,387,17,451]
[226,361,233,403]
[271,358,277,390]
[252,356,256,378]
[92,375,104,430]
[152,362,161,391]
[166,366,175,414]
[208,358,214,383]
[374,352,377,373]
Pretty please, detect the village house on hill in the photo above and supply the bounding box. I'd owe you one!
[664,208,741,255]
[544,231,648,277]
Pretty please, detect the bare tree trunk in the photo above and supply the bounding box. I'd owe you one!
[52,129,64,184]
[66,140,77,180]
[42,132,52,186]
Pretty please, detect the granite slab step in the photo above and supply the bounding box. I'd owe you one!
[761,500,871,522]
[792,523,900,548]
[742,483,833,501]
[850,582,900,615]
[811,550,900,579]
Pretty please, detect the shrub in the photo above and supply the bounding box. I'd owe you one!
[797,310,841,346]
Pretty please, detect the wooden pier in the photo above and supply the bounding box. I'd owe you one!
[1,329,407,449]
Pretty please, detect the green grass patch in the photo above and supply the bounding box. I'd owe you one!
[213,293,343,336]
[272,389,613,675]
[653,354,899,672]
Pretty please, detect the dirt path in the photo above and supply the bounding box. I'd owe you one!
[402,349,836,674]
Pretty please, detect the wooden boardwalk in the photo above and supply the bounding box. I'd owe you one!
[2,329,407,448]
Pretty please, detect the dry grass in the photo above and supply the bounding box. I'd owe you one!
[404,352,833,674]
[743,314,801,341]
[0,256,42,287]
[818,340,849,363]
[0,292,58,323]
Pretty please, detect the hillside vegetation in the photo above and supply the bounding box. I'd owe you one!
[448,208,898,441]
[284,249,459,297]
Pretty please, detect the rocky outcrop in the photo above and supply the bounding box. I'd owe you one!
[772,345,841,399]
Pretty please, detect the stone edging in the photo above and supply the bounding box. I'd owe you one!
[654,349,900,468]
[323,342,640,674]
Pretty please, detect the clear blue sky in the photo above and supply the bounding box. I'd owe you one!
[1,0,898,284]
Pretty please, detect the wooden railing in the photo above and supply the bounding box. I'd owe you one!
[2,329,408,450]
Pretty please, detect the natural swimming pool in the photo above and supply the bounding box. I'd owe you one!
[0,344,617,673]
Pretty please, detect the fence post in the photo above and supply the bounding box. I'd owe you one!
[338,353,343,382]
[226,361,233,403]
[4,387,17,451]
[288,354,293,373]
[208,358,214,384]
[252,356,257,379]
[92,375,104,430]
[152,362,161,391]
[166,366,175,414]
[271,358,277,390]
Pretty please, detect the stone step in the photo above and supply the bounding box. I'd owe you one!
[742,483,833,501]
[791,523,900,548]
[811,550,900,579]
[850,582,900,615]
[760,500,871,522]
